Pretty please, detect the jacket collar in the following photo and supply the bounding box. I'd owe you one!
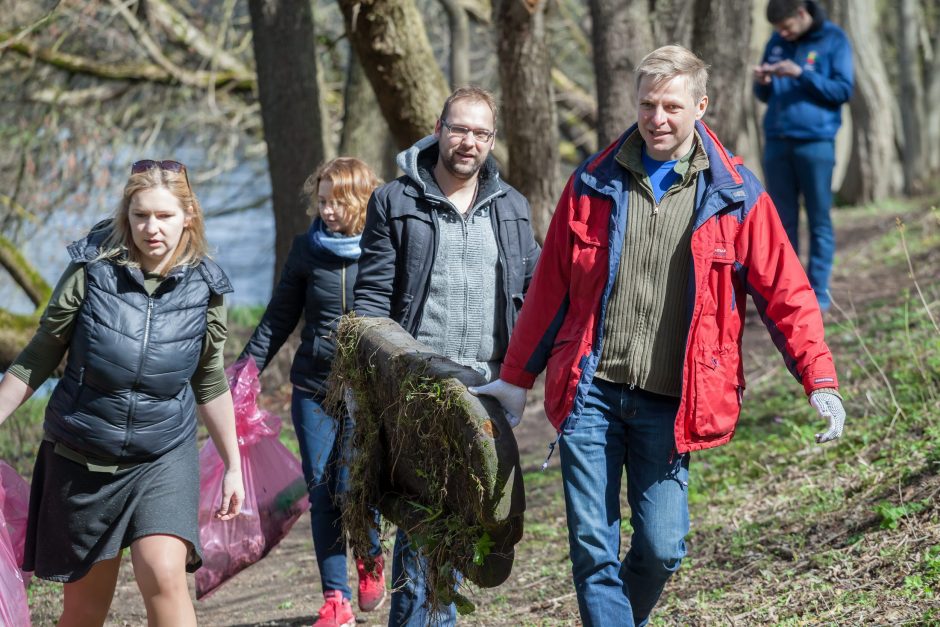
[581,120,742,198]
[68,219,232,295]
[396,134,506,207]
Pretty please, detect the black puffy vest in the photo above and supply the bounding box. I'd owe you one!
[44,224,233,462]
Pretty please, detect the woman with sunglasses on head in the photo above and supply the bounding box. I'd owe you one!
[0,159,244,626]
[238,157,385,627]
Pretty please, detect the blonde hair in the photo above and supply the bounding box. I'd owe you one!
[98,164,209,274]
[302,157,382,236]
[635,45,710,103]
[440,85,499,128]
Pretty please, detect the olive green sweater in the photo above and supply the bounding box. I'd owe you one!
[594,131,709,397]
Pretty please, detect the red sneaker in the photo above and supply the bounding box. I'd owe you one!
[313,590,355,627]
[356,555,387,612]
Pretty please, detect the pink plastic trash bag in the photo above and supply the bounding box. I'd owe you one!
[0,461,31,627]
[196,358,309,599]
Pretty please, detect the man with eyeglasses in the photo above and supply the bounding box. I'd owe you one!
[354,85,540,626]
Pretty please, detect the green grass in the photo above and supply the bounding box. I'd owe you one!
[646,202,940,625]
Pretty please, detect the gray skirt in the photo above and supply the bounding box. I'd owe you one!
[23,436,202,582]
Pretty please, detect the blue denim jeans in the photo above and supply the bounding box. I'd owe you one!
[291,388,381,600]
[388,528,458,626]
[763,138,837,310]
[559,378,689,627]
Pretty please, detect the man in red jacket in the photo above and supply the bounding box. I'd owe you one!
[471,45,845,626]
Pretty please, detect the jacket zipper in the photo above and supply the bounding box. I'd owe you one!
[123,296,154,453]
[340,263,347,313]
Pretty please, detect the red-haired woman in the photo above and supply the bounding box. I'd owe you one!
[239,157,385,627]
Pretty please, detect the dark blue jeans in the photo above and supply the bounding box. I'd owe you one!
[388,528,457,626]
[560,378,689,627]
[763,138,837,310]
[291,388,381,600]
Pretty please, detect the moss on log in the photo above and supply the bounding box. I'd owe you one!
[330,316,525,610]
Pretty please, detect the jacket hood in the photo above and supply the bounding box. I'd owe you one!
[803,0,827,38]
[395,134,505,202]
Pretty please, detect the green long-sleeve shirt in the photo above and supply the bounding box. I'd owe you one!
[8,262,229,404]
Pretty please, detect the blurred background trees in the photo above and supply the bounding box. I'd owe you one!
[1,0,939,366]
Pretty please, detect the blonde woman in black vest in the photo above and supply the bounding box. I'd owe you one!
[0,160,243,626]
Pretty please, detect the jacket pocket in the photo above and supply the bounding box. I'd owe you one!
[691,345,744,438]
[569,220,608,298]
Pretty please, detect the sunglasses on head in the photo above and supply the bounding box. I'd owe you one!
[131,159,186,174]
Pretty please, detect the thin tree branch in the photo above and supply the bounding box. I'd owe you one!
[146,0,251,76]
[0,32,254,90]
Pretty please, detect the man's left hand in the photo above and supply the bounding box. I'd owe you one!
[770,59,803,78]
[810,391,845,443]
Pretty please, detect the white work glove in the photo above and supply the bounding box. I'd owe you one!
[809,390,845,444]
[468,379,527,428]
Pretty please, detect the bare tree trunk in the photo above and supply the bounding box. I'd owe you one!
[898,0,926,193]
[691,0,753,152]
[652,0,695,46]
[337,0,451,150]
[830,0,902,203]
[495,0,558,241]
[248,0,326,283]
[437,0,471,88]
[588,0,654,147]
[927,55,940,173]
[339,48,399,181]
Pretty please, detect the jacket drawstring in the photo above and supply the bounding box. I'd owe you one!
[541,432,563,471]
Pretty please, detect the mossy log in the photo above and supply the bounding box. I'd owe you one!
[332,316,525,592]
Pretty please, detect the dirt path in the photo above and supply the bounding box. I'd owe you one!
[28,200,931,626]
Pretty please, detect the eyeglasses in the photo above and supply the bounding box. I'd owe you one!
[441,120,495,143]
[131,159,186,174]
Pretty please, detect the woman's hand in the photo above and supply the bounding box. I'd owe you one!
[216,467,244,520]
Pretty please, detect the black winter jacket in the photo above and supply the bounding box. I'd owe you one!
[240,221,358,397]
[354,136,541,352]
[44,223,233,462]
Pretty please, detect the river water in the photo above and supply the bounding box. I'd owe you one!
[1,165,277,314]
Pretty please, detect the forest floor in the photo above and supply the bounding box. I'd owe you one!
[18,193,940,626]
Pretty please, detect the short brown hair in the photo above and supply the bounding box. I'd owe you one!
[635,45,709,103]
[439,85,499,128]
[302,157,382,236]
[98,163,209,274]
[767,0,805,23]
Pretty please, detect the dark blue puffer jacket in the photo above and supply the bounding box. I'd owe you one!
[43,223,232,462]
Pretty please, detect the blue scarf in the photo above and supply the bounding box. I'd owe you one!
[308,218,361,260]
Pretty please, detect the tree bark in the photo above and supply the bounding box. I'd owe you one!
[830,0,902,203]
[337,0,451,151]
[898,0,926,193]
[690,0,753,152]
[437,0,471,88]
[339,48,399,182]
[0,235,51,310]
[588,0,653,147]
[495,0,558,241]
[652,0,695,47]
[0,235,50,370]
[248,0,326,282]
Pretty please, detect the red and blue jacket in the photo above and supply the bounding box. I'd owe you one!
[499,121,839,453]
